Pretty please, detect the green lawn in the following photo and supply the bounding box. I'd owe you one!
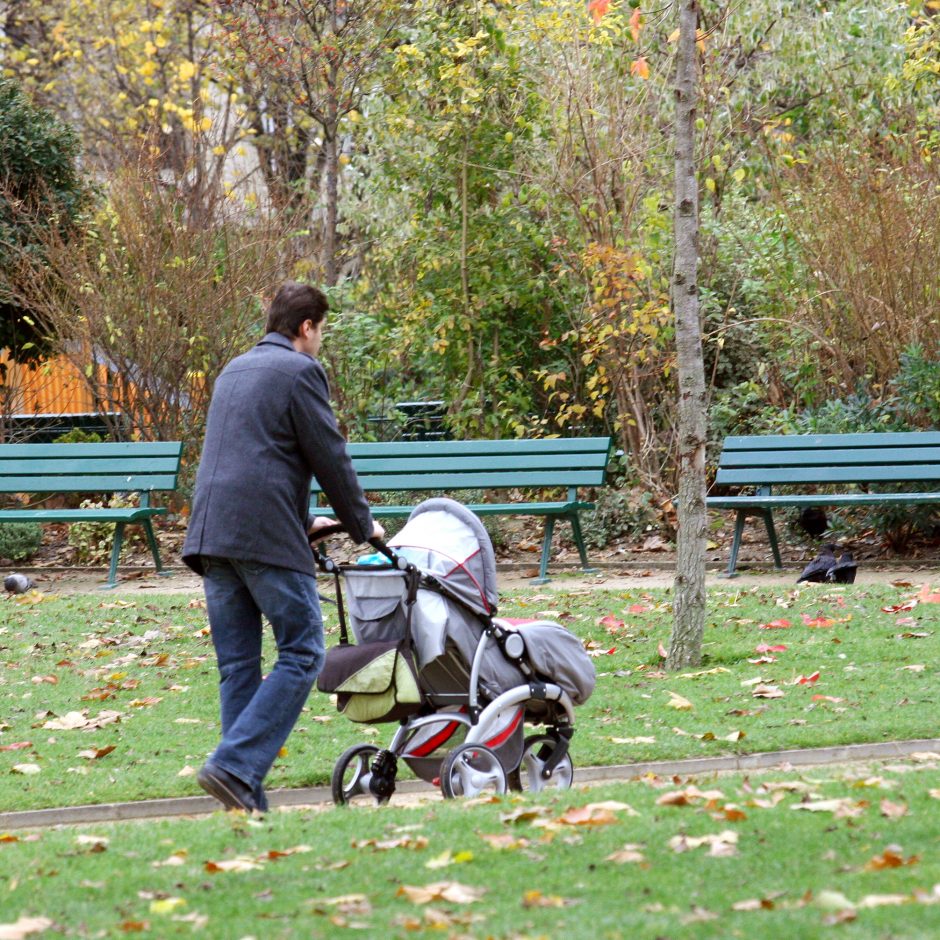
[3,763,940,938]
[1,580,938,811]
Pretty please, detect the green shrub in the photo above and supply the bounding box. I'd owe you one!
[584,485,658,549]
[68,496,143,564]
[0,521,43,561]
[52,429,103,445]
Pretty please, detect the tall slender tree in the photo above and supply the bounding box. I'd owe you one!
[666,0,708,670]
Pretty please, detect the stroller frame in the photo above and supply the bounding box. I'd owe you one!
[313,527,580,804]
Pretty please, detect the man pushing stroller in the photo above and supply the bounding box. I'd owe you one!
[183,280,383,813]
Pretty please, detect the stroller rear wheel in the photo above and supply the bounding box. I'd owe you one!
[440,743,508,799]
[331,743,381,806]
[508,734,574,793]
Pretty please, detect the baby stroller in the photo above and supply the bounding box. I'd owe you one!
[312,498,595,804]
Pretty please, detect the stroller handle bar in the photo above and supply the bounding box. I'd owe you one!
[308,524,410,571]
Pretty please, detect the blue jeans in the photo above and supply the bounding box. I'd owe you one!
[201,557,325,809]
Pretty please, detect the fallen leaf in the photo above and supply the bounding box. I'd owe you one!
[802,615,835,628]
[397,882,484,905]
[794,672,820,685]
[522,889,577,908]
[78,746,116,761]
[812,694,844,703]
[11,764,40,775]
[792,798,865,817]
[899,664,926,672]
[205,857,263,873]
[668,830,738,856]
[755,644,787,653]
[732,898,775,911]
[865,849,919,871]
[759,619,791,630]
[0,743,32,752]
[479,833,529,851]
[553,805,619,827]
[609,735,656,745]
[605,844,646,864]
[666,691,694,711]
[0,916,54,939]
[752,684,785,699]
[75,835,109,852]
[856,893,911,909]
[879,799,908,819]
[424,850,473,869]
[597,615,624,631]
[149,898,186,915]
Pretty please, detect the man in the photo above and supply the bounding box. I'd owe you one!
[183,281,383,812]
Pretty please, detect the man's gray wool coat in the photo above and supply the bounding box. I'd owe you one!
[183,332,373,576]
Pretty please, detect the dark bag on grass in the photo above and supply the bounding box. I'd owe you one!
[317,639,422,724]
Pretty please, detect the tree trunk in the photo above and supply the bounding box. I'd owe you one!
[666,0,708,671]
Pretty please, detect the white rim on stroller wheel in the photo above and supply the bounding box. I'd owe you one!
[440,743,507,799]
[332,744,380,805]
[517,735,573,793]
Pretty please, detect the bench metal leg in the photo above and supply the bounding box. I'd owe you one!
[569,514,598,574]
[531,517,556,585]
[102,523,126,590]
[722,510,748,578]
[142,518,170,577]
[762,510,783,569]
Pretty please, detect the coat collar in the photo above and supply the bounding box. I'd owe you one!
[257,331,296,351]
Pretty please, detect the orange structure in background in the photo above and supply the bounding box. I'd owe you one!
[0,349,100,415]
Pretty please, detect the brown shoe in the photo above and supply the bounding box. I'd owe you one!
[197,763,260,812]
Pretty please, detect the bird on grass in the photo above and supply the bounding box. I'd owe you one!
[826,551,857,584]
[797,544,838,583]
[4,573,36,594]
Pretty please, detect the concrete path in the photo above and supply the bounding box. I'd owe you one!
[10,561,940,595]
[3,737,938,831]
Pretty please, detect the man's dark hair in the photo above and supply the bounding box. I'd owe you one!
[265,281,329,337]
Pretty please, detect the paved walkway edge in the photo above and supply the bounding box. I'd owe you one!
[4,737,939,831]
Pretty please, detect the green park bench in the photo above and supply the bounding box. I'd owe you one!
[313,437,613,583]
[707,431,940,577]
[0,441,183,588]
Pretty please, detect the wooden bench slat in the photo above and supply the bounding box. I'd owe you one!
[708,492,940,509]
[317,499,595,519]
[718,447,940,469]
[0,442,183,458]
[722,431,940,450]
[716,466,940,486]
[345,438,611,458]
[314,470,604,493]
[0,507,167,522]
[0,458,182,476]
[348,453,610,474]
[0,474,180,493]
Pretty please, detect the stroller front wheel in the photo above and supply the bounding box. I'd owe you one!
[331,743,381,806]
[507,734,574,793]
[440,743,508,799]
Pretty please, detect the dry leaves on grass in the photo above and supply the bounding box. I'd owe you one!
[0,917,54,940]
[42,710,123,731]
[668,830,738,857]
[605,844,646,864]
[665,691,694,711]
[865,848,919,871]
[397,882,484,905]
[522,889,579,908]
[791,798,867,818]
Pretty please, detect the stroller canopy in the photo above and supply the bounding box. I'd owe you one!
[389,497,498,616]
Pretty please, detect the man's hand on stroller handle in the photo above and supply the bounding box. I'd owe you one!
[307,517,387,547]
